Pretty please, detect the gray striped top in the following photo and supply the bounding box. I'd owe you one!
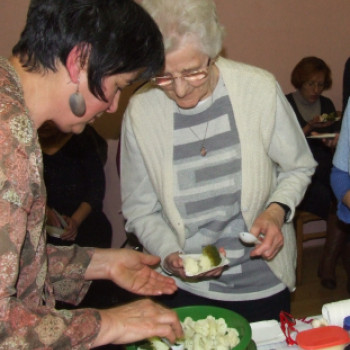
[173,75,285,301]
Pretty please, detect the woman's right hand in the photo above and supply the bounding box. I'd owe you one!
[94,299,183,347]
[307,115,334,130]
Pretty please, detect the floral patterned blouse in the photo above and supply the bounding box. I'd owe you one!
[0,57,101,349]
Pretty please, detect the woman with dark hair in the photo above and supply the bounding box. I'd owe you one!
[286,57,344,291]
[0,0,182,348]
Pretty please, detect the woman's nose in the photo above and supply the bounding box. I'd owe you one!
[313,85,323,93]
[172,78,188,97]
[106,90,121,113]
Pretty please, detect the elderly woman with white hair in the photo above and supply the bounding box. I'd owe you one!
[120,0,316,322]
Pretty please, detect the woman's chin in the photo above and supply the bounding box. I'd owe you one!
[176,99,199,109]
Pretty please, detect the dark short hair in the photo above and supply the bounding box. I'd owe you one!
[291,56,332,90]
[12,0,164,101]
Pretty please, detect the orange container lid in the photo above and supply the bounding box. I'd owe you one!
[296,326,350,350]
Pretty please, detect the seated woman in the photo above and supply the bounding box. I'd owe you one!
[285,57,344,290]
[120,0,316,323]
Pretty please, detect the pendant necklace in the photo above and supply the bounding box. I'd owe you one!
[189,120,209,156]
[177,93,213,157]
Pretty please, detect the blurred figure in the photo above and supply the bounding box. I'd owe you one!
[39,122,112,249]
[121,0,316,322]
[343,57,350,113]
[286,57,343,290]
[39,122,128,322]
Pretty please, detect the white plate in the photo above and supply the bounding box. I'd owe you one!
[250,319,286,346]
[46,225,65,238]
[179,253,229,277]
[307,133,336,139]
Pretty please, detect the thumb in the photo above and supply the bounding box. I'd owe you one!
[138,252,161,266]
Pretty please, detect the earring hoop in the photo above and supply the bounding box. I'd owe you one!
[69,78,86,117]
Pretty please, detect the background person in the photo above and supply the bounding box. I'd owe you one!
[38,122,127,321]
[0,0,183,348]
[343,57,350,114]
[331,103,350,294]
[120,0,316,323]
[285,57,344,290]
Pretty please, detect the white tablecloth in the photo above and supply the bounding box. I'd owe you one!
[252,316,318,350]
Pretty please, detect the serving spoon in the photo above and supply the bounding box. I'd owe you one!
[239,232,263,245]
[161,338,184,350]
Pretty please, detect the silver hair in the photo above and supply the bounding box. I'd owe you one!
[141,0,225,58]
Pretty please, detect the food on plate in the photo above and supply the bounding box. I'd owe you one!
[202,245,222,267]
[182,245,222,275]
[320,112,339,122]
[137,316,240,350]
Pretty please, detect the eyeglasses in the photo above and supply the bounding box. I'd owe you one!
[303,82,325,88]
[151,58,212,87]
[279,311,313,346]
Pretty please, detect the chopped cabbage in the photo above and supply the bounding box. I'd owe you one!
[138,316,239,350]
[183,257,200,275]
[180,316,240,350]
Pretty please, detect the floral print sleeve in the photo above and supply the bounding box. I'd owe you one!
[0,57,101,349]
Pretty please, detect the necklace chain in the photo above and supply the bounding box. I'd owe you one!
[177,93,214,157]
[188,121,209,156]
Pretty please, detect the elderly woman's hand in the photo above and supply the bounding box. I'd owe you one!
[95,299,183,347]
[249,204,285,260]
[164,249,226,279]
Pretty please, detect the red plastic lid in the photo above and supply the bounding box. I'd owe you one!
[296,326,350,350]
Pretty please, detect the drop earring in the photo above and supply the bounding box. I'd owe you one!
[69,78,86,117]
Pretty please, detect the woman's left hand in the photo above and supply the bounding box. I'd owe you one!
[310,131,339,148]
[249,204,285,260]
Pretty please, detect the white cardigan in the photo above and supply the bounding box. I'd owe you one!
[121,57,317,291]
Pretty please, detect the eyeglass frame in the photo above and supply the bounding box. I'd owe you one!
[303,81,325,88]
[150,58,213,87]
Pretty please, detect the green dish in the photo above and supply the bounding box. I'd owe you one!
[126,305,252,350]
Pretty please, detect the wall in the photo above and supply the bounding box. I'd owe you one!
[2,1,349,139]
[214,0,350,113]
[1,0,349,246]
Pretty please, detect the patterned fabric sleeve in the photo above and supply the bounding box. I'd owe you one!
[46,244,94,305]
[0,57,101,349]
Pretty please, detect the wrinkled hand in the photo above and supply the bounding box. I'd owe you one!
[249,205,284,260]
[164,248,226,279]
[92,249,178,296]
[60,216,78,241]
[96,299,183,347]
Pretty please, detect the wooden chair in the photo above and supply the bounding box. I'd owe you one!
[294,210,327,286]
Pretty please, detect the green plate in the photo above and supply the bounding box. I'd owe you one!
[126,305,252,350]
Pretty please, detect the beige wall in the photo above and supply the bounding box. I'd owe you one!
[1,0,349,138]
